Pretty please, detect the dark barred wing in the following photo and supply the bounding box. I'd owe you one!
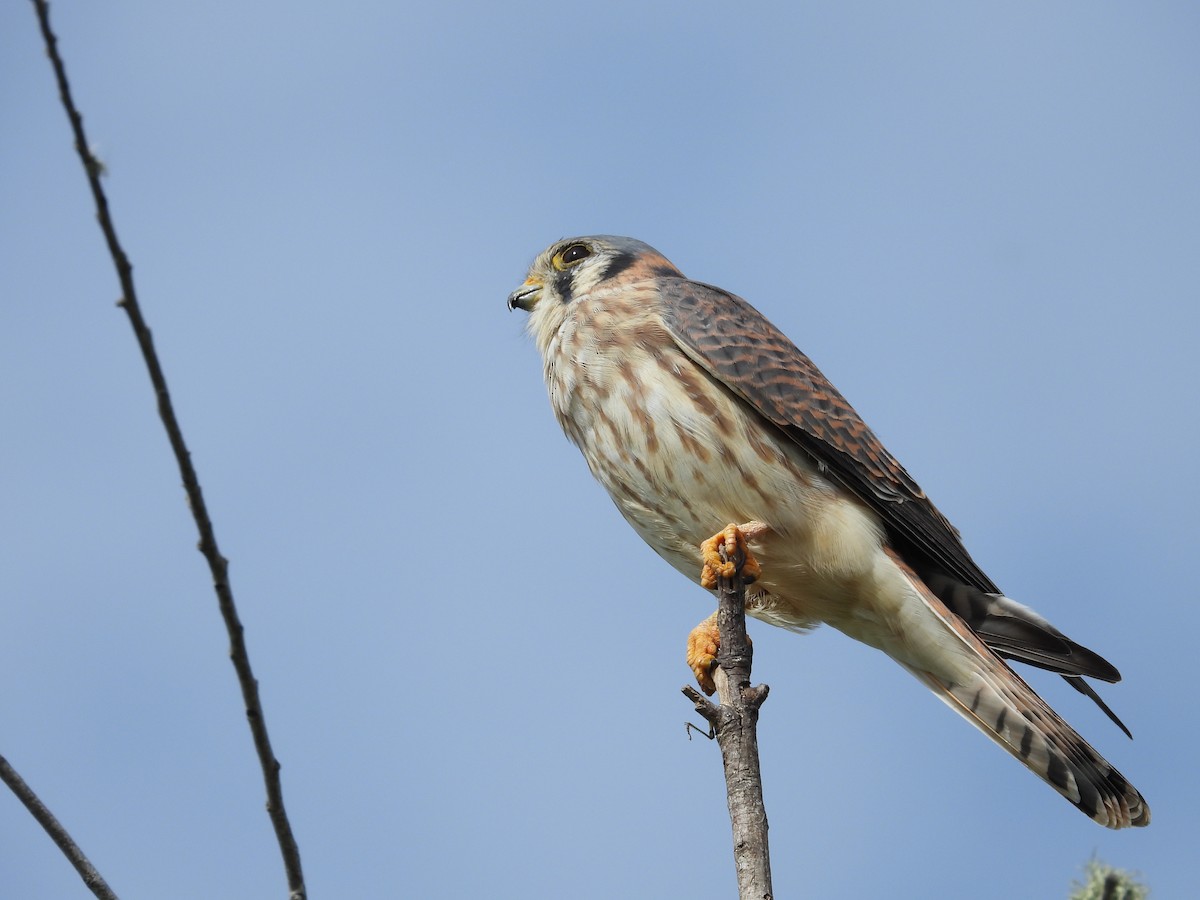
[658,277,995,592]
[658,277,1130,730]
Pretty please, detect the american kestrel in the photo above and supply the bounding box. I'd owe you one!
[508,235,1148,828]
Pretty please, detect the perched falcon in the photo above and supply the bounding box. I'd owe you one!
[508,235,1148,828]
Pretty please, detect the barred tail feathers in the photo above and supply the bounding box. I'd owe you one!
[904,656,1149,828]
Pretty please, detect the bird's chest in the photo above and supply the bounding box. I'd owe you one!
[542,307,822,574]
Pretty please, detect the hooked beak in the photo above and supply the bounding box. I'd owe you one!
[507,277,542,312]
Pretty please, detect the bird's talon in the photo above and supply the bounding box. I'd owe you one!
[686,612,720,695]
[700,523,761,587]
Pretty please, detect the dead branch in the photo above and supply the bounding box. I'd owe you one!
[28,2,306,897]
[683,534,773,900]
[0,754,120,900]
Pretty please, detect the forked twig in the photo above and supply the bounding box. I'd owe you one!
[683,531,773,900]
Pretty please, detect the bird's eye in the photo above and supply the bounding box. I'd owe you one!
[559,243,592,266]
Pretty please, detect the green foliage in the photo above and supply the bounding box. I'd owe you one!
[1069,859,1148,900]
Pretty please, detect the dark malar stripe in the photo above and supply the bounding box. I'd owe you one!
[554,270,575,304]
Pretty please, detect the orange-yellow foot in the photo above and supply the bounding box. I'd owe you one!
[700,523,764,589]
[686,612,721,696]
[685,610,754,696]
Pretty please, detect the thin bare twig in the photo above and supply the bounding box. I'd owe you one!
[683,534,773,900]
[0,754,120,900]
[28,3,306,897]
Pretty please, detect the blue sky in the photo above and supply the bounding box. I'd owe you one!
[2,2,1197,897]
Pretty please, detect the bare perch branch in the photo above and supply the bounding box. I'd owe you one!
[683,530,773,900]
[0,754,120,900]
[28,3,306,897]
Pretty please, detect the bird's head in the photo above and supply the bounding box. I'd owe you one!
[507,235,682,315]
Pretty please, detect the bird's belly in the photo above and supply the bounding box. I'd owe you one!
[552,342,886,628]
